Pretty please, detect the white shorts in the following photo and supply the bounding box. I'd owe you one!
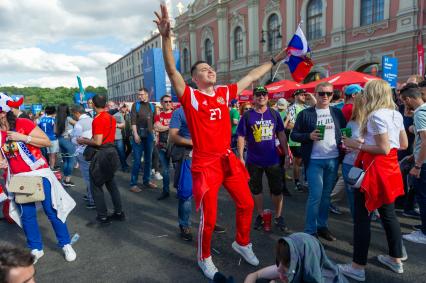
[47,139,59,154]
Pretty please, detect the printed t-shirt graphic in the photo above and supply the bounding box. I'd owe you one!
[38,116,56,141]
[311,108,339,159]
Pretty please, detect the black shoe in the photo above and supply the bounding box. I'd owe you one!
[62,180,75,187]
[413,224,422,231]
[83,195,89,201]
[180,226,193,241]
[402,210,421,219]
[86,204,96,209]
[254,215,263,230]
[108,212,126,221]
[317,228,337,241]
[214,224,226,233]
[274,216,289,233]
[295,182,304,192]
[157,192,170,200]
[282,187,292,197]
[96,216,111,225]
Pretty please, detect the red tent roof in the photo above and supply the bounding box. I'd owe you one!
[302,71,380,91]
[238,89,252,102]
[265,80,304,99]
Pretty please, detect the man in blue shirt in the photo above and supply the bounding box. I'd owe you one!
[38,106,58,170]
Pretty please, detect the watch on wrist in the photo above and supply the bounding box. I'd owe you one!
[26,135,32,144]
[271,58,277,66]
[414,164,422,170]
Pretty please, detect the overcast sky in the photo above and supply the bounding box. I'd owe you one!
[0,0,192,88]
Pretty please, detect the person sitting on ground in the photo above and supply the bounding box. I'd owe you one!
[0,243,36,283]
[244,233,348,283]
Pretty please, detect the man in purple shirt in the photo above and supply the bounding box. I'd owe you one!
[237,86,290,232]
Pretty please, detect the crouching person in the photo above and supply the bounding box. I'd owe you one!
[244,233,348,283]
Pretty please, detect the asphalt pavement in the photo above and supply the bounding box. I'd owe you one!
[1,168,425,283]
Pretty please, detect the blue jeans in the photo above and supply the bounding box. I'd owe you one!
[342,162,355,221]
[178,197,192,228]
[77,153,95,205]
[130,133,154,186]
[115,139,129,170]
[158,148,170,193]
[19,178,71,250]
[305,158,339,234]
[58,136,75,177]
[413,163,426,234]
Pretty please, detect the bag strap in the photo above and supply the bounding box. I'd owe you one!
[101,115,113,144]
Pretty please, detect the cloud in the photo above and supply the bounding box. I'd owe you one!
[0,0,192,87]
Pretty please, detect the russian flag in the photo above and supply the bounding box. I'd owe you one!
[285,25,313,82]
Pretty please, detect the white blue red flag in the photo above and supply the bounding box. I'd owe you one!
[285,24,313,82]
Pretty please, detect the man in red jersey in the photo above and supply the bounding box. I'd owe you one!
[155,4,288,279]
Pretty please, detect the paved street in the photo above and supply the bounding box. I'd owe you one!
[1,168,425,283]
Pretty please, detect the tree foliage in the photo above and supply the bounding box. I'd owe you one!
[0,86,107,106]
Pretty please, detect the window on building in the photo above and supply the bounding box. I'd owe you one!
[267,14,280,51]
[204,38,213,65]
[360,0,384,26]
[234,27,243,59]
[307,0,323,40]
[183,48,189,73]
[155,42,158,48]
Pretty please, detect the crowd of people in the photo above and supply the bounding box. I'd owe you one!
[0,4,425,283]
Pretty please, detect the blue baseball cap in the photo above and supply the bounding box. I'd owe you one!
[230,99,238,107]
[344,84,363,96]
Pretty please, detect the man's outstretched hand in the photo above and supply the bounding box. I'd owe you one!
[154,4,171,37]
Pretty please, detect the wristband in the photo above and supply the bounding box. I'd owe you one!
[26,135,32,144]
[271,58,277,66]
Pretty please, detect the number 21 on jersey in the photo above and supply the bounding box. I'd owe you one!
[209,108,222,120]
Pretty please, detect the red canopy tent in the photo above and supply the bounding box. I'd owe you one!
[238,89,253,102]
[302,71,380,92]
[265,80,304,99]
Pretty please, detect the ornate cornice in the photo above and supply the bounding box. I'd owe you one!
[352,20,389,37]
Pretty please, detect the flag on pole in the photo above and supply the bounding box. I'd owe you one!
[284,24,313,83]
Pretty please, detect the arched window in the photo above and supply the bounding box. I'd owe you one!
[307,0,323,40]
[204,39,213,65]
[234,27,243,59]
[267,14,280,51]
[183,48,189,73]
[361,0,384,26]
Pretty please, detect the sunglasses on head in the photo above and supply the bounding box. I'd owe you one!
[317,92,333,97]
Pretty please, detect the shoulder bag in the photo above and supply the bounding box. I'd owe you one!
[83,115,113,161]
[8,176,45,204]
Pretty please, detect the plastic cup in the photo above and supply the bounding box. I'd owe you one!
[316,125,325,140]
[341,128,352,138]
[262,209,272,232]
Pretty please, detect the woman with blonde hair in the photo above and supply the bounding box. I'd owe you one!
[338,80,408,281]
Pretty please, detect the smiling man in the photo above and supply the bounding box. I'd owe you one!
[155,4,288,279]
[290,82,346,241]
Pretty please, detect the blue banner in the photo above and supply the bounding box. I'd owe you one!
[73,92,95,108]
[382,56,398,88]
[31,104,43,115]
[143,48,180,102]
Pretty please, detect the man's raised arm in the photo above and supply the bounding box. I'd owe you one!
[236,49,287,95]
[154,4,186,98]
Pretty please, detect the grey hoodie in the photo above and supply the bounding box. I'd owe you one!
[283,233,349,283]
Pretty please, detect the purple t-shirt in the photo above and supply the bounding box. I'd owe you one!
[237,108,285,166]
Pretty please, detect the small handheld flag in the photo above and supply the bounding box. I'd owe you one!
[284,24,313,82]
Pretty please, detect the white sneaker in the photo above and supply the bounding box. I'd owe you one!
[403,230,426,244]
[198,256,218,280]
[154,172,163,180]
[231,241,259,266]
[31,249,44,264]
[62,244,77,262]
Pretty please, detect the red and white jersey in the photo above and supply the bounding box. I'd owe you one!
[179,84,237,154]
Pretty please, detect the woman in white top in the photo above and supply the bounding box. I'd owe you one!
[338,79,408,281]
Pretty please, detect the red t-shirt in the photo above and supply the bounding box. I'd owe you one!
[342,103,353,122]
[92,111,116,144]
[1,118,48,174]
[179,84,237,154]
[154,111,173,127]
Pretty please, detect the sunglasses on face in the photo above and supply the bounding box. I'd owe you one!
[244,107,252,111]
[317,92,333,97]
[254,92,268,97]
[163,101,172,104]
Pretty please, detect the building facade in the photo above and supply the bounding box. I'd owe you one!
[105,32,174,102]
[174,0,425,85]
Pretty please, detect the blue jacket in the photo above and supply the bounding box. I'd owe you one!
[290,106,347,168]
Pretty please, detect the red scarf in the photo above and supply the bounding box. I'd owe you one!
[355,149,404,212]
